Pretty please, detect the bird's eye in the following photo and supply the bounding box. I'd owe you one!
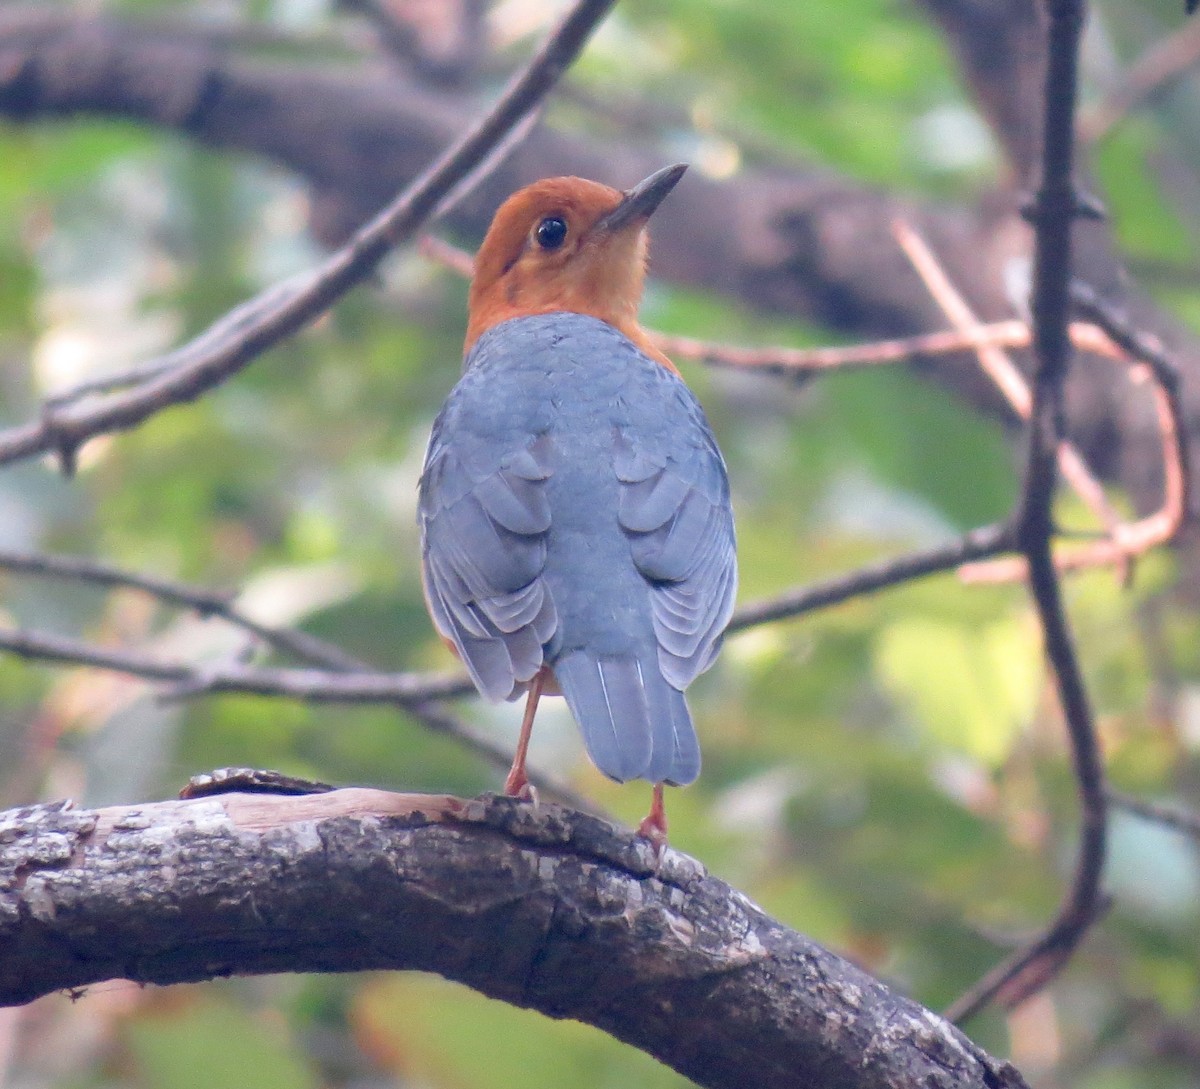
[535,216,567,250]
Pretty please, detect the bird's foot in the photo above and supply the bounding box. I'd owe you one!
[636,815,668,857]
[502,768,539,806]
[500,670,544,805]
[637,782,669,858]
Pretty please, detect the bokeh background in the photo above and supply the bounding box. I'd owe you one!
[1,1,1199,1086]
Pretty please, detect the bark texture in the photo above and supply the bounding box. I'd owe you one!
[0,789,1027,1089]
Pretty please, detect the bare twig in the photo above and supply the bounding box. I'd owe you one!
[892,220,1126,551]
[728,523,1013,632]
[338,0,485,85]
[1081,16,1200,143]
[893,223,1186,588]
[0,620,612,816]
[1108,790,1200,840]
[960,287,1189,584]
[42,360,177,408]
[948,0,1109,1024]
[0,625,471,702]
[657,324,1027,375]
[1068,281,1190,507]
[419,234,477,278]
[420,233,1124,376]
[0,0,618,472]
[0,546,601,805]
[0,548,366,672]
[0,549,600,809]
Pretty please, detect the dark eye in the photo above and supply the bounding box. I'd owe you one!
[535,216,567,250]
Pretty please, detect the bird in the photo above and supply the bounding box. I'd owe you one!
[417,164,736,844]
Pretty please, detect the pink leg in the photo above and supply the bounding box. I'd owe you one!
[637,782,668,850]
[503,667,547,800]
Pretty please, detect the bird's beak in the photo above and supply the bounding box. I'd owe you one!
[595,163,688,233]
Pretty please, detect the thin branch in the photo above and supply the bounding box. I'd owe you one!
[960,370,1187,582]
[423,232,1049,373]
[0,548,365,671]
[0,549,600,808]
[0,0,618,472]
[657,323,1027,375]
[895,221,1031,414]
[891,219,1127,552]
[1108,790,1200,840]
[1068,281,1190,504]
[419,233,477,278]
[959,287,1190,584]
[418,233,1123,377]
[0,625,470,703]
[41,360,177,409]
[728,522,1013,633]
[948,0,1109,1024]
[1080,16,1200,143]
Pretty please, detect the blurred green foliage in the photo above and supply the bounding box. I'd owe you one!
[2,1,1200,1087]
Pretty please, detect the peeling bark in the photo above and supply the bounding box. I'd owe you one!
[0,790,1026,1089]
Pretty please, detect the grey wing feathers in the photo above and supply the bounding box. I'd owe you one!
[615,410,737,691]
[420,432,556,701]
[420,313,734,788]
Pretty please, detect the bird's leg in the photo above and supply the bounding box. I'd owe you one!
[637,782,669,851]
[503,667,547,802]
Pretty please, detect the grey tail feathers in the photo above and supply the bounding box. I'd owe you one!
[553,652,701,786]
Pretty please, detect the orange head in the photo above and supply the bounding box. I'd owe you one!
[465,164,686,368]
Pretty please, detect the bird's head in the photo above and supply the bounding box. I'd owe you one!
[465,164,687,360]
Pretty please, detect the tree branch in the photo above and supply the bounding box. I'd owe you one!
[0,625,469,703]
[2,5,1195,539]
[0,0,617,471]
[948,0,1109,1023]
[1108,790,1200,841]
[0,790,1029,1089]
[1080,15,1200,143]
[728,522,1013,633]
[0,547,366,671]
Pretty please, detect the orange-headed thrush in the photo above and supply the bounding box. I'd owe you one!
[418,164,737,840]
